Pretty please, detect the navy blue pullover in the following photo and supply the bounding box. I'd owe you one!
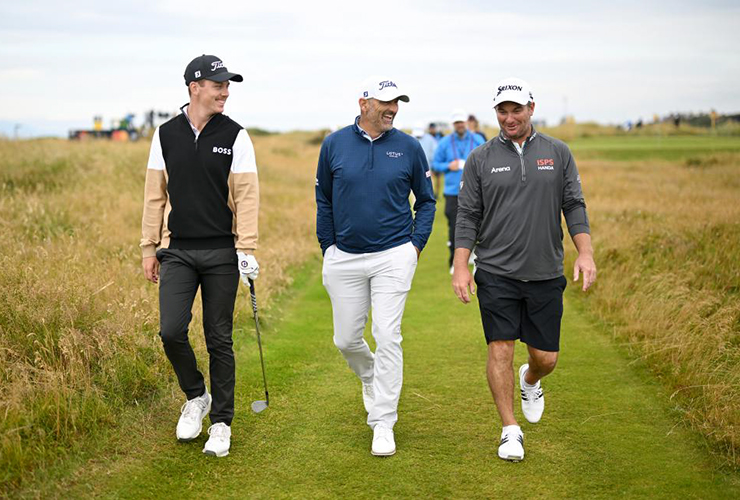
[316,119,436,254]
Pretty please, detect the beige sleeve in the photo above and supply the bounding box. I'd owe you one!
[229,171,259,252]
[140,128,167,258]
[140,168,167,258]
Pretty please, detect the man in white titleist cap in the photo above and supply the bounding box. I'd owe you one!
[453,77,596,461]
[316,75,436,456]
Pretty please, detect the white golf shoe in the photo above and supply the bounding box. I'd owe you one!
[371,424,396,456]
[203,422,231,457]
[362,382,375,413]
[498,425,524,462]
[176,391,211,442]
[519,364,545,423]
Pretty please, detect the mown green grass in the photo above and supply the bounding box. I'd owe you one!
[21,208,740,499]
[566,135,740,161]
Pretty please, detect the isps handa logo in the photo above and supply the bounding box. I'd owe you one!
[537,158,554,171]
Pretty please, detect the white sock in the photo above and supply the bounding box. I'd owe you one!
[502,424,521,435]
[521,369,539,389]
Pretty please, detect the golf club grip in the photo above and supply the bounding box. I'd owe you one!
[248,278,257,314]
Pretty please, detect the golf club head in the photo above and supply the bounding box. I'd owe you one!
[251,400,268,413]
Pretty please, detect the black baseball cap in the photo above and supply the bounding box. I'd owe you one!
[184,54,243,85]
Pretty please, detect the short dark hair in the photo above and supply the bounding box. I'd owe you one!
[187,80,206,97]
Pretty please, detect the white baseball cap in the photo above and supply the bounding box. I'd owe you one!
[492,77,534,108]
[359,75,410,103]
[451,109,467,123]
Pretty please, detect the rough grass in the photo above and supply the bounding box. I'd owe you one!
[564,142,740,469]
[0,132,321,493]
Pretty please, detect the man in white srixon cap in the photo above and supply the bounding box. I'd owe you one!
[141,54,259,457]
[316,75,436,456]
[452,77,596,462]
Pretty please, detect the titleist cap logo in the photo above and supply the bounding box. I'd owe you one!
[359,75,409,102]
[211,60,225,71]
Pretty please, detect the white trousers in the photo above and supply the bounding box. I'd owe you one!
[322,241,418,429]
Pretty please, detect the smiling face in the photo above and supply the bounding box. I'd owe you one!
[190,79,230,115]
[495,101,535,144]
[359,97,399,138]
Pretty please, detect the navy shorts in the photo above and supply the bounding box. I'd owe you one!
[474,269,567,352]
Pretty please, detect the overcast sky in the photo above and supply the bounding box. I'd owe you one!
[1,0,739,137]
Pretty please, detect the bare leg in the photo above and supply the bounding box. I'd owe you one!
[524,345,558,385]
[486,340,517,426]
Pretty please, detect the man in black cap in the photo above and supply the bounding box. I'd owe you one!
[141,54,260,457]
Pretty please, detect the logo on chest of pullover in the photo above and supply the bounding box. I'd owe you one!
[537,158,554,170]
[386,151,403,158]
[213,146,232,155]
[491,166,511,174]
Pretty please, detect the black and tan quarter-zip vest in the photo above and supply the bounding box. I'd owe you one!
[140,107,259,259]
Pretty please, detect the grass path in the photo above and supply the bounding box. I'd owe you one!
[52,213,739,499]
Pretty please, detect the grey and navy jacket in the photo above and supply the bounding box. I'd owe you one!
[140,105,259,258]
[316,118,436,254]
[455,128,589,281]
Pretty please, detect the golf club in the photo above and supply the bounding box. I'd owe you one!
[248,278,269,413]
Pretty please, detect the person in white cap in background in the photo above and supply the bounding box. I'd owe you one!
[432,109,485,273]
[315,76,436,457]
[452,77,596,462]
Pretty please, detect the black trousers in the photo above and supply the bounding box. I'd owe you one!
[156,248,239,425]
[444,195,458,268]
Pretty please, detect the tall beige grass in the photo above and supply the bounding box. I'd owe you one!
[0,132,322,492]
[567,152,740,468]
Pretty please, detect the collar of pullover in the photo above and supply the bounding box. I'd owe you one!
[180,103,220,139]
[353,115,395,142]
[497,126,538,150]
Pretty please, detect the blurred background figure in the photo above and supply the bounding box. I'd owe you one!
[432,109,485,272]
[413,122,440,198]
[467,114,487,141]
[429,122,443,141]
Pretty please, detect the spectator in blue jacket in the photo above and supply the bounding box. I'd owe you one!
[432,109,485,270]
[315,76,436,457]
[413,122,439,197]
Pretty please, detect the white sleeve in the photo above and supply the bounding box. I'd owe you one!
[231,129,258,174]
[147,126,165,171]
